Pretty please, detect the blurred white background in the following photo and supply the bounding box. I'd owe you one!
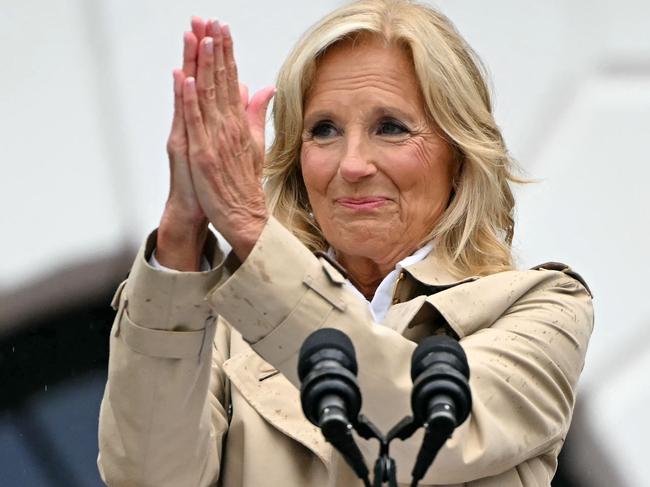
[1,1,648,484]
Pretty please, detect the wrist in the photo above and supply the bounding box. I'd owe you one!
[225,214,268,262]
[157,208,209,272]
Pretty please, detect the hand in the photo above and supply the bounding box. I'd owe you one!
[181,20,275,261]
[158,18,273,269]
[157,19,212,271]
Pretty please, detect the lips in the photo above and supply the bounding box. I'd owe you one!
[336,197,390,210]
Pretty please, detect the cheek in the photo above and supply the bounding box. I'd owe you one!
[300,144,337,195]
[385,139,454,194]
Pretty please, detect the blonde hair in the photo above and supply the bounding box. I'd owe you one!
[264,0,523,278]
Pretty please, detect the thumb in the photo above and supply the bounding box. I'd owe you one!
[247,86,276,152]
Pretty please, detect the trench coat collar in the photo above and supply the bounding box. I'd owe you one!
[401,252,478,290]
[377,253,478,337]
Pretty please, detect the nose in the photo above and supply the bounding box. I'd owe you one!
[338,132,377,183]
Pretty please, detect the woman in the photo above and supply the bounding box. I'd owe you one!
[98,1,593,486]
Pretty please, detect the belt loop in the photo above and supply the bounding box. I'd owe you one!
[114,297,128,338]
[199,315,217,363]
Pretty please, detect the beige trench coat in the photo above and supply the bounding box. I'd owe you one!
[98,217,593,487]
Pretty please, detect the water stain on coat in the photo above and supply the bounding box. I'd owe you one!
[254,259,272,283]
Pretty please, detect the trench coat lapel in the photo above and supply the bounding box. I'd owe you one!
[404,257,575,339]
[376,253,566,341]
[222,349,334,470]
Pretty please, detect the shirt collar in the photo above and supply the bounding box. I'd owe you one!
[369,242,435,322]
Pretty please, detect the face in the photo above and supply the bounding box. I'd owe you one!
[300,37,456,267]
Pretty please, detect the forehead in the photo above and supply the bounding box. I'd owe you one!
[306,36,423,108]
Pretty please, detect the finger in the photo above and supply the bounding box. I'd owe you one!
[196,37,219,131]
[239,83,249,109]
[211,20,229,110]
[191,16,207,41]
[168,69,188,161]
[205,17,214,37]
[247,86,276,155]
[170,69,187,138]
[221,24,243,111]
[182,77,209,153]
[182,32,198,77]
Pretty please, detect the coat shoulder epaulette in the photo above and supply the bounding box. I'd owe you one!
[314,250,349,280]
[530,261,592,297]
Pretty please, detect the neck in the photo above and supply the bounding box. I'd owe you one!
[336,249,410,300]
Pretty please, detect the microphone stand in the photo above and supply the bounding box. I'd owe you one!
[354,415,421,487]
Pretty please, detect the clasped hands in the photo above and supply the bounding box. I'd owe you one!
[158,17,276,271]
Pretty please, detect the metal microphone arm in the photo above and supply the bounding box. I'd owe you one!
[354,414,423,487]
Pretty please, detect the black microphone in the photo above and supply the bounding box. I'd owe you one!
[409,335,472,487]
[298,328,370,485]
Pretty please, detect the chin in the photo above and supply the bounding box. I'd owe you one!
[320,218,398,257]
[329,234,391,260]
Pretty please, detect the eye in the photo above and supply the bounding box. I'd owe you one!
[309,121,339,139]
[377,119,409,136]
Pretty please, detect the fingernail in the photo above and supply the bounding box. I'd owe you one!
[204,37,213,53]
[186,77,196,90]
[222,24,231,37]
[213,20,220,33]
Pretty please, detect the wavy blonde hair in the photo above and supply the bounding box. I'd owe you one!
[264,0,523,278]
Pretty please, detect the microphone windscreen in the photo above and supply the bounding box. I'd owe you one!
[410,335,468,381]
[298,328,358,379]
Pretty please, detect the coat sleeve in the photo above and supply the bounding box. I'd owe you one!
[97,230,234,487]
[207,216,594,485]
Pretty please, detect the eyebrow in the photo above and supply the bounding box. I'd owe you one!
[303,105,419,126]
[302,110,335,127]
[371,105,418,123]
